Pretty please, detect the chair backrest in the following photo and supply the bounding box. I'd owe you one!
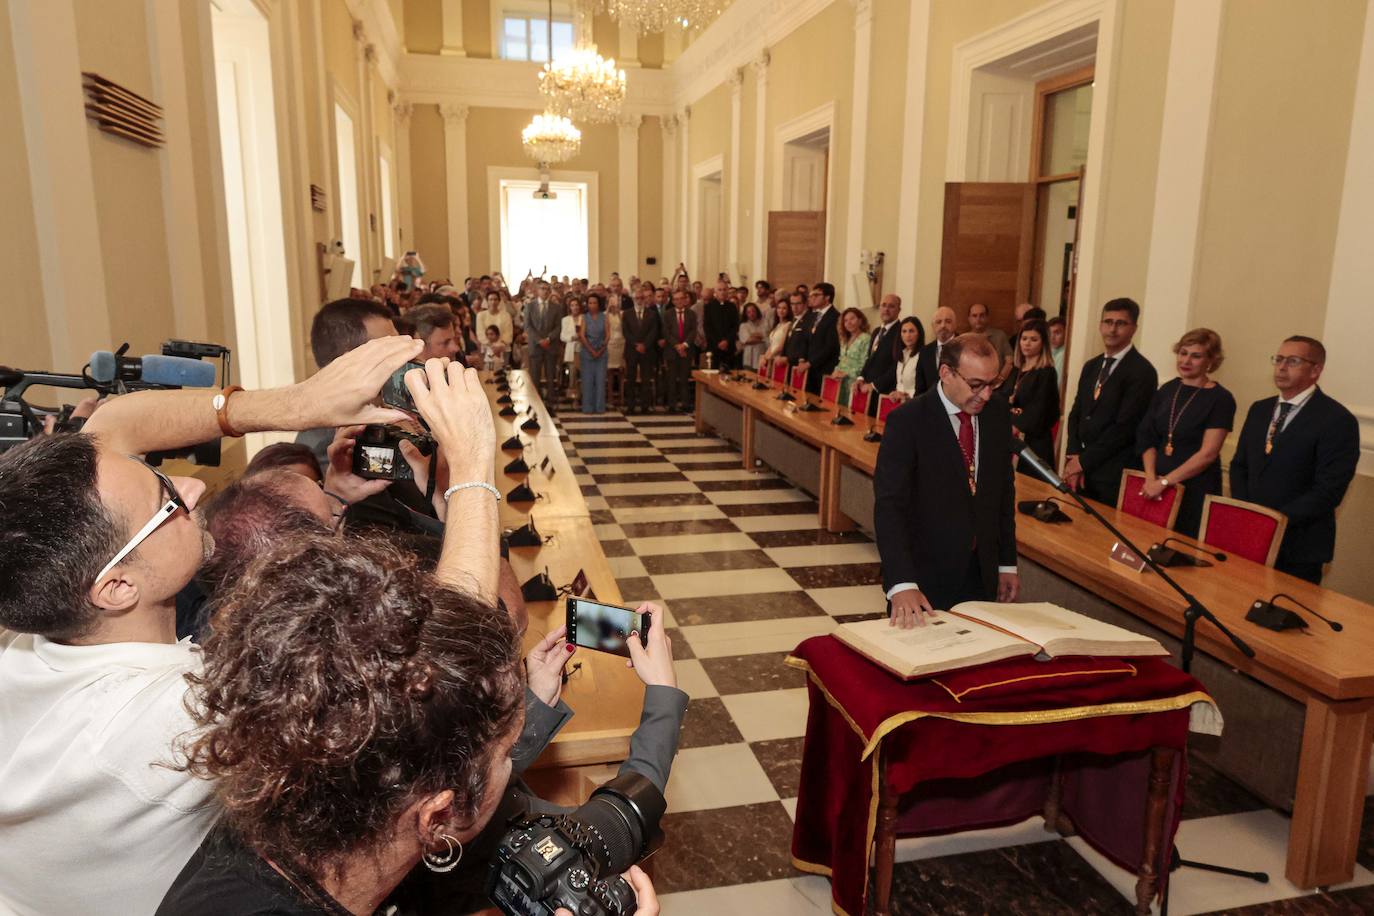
[1117,469,1182,530]
[790,366,808,391]
[849,384,871,417]
[1200,495,1288,567]
[770,360,788,385]
[820,376,842,405]
[877,395,899,424]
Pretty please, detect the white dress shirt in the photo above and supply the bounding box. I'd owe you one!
[886,381,1018,601]
[895,352,920,396]
[0,632,217,914]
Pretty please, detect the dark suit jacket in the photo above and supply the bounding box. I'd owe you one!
[704,299,740,354]
[783,311,814,364]
[873,388,1017,609]
[662,307,697,356]
[916,341,941,394]
[1065,347,1157,500]
[1230,388,1360,566]
[621,306,661,365]
[858,321,901,389]
[1006,365,1061,461]
[805,307,841,380]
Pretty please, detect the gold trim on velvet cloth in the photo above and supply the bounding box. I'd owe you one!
[931,662,1139,703]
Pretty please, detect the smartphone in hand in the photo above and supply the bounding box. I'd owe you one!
[566,598,650,659]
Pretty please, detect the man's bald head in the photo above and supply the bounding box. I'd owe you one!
[878,294,902,325]
[932,306,957,343]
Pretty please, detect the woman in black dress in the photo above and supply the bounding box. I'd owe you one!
[1136,328,1235,537]
[1006,318,1060,472]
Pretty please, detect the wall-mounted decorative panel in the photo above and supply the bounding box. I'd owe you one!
[82,72,164,148]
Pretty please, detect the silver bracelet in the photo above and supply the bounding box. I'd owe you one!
[443,482,501,502]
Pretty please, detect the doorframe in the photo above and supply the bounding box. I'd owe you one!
[946,0,1122,467]
[486,166,600,280]
[772,102,836,274]
[329,81,366,289]
[690,154,724,281]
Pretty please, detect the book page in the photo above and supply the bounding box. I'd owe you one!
[835,613,1034,678]
[950,602,1168,658]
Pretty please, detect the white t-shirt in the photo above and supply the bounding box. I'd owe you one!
[0,631,216,915]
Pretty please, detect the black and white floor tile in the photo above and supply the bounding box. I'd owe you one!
[551,405,1374,915]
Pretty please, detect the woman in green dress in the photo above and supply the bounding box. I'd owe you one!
[829,307,872,403]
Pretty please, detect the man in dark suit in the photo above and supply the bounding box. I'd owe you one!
[781,291,813,367]
[855,294,903,413]
[1064,298,1158,505]
[662,288,698,412]
[704,279,741,370]
[1230,336,1359,584]
[874,333,1019,626]
[796,282,840,395]
[916,306,957,395]
[622,285,662,414]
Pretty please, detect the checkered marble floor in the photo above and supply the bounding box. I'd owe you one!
[551,406,1374,915]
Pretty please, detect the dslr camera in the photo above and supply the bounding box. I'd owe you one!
[487,773,664,916]
[351,424,434,481]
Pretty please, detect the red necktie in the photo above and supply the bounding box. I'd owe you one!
[957,411,976,494]
[677,310,684,338]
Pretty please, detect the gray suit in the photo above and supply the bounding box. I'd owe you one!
[523,297,564,405]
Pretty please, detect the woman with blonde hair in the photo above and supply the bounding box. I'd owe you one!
[1136,328,1235,536]
[828,307,871,403]
[1005,318,1060,472]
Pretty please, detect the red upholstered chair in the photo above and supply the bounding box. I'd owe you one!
[1117,469,1182,530]
[770,360,788,385]
[849,385,871,417]
[820,376,842,405]
[1200,495,1287,567]
[790,366,809,391]
[877,395,899,425]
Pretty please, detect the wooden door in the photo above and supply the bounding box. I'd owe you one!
[767,211,825,292]
[938,183,1036,336]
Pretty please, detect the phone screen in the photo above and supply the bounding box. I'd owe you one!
[381,361,424,411]
[566,598,648,658]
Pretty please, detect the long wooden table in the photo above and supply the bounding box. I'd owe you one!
[484,370,644,770]
[693,368,1374,889]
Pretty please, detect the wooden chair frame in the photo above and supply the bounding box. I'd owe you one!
[876,394,899,425]
[1117,469,1182,531]
[820,375,843,405]
[1199,494,1288,568]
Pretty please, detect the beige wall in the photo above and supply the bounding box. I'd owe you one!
[857,0,912,300]
[408,103,451,279]
[638,116,665,275]
[1191,0,1365,415]
[405,0,443,54]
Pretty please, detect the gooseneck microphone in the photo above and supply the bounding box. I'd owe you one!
[1161,536,1227,562]
[1009,440,1065,490]
[1251,592,1343,632]
[90,350,217,388]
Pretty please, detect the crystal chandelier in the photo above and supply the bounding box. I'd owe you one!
[539,46,626,123]
[521,112,581,164]
[600,0,727,35]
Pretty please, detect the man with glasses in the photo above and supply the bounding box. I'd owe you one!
[0,337,503,914]
[874,333,1020,628]
[1230,336,1359,584]
[1063,298,1159,505]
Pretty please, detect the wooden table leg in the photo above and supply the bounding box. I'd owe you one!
[872,747,899,916]
[821,449,857,533]
[741,406,755,470]
[1285,697,1374,888]
[694,383,705,433]
[1135,747,1175,915]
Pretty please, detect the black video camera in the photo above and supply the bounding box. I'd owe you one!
[487,772,664,916]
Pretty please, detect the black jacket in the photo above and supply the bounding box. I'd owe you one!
[783,310,814,364]
[622,305,661,364]
[858,321,901,389]
[1230,388,1360,566]
[1065,347,1157,500]
[804,307,841,392]
[703,299,740,354]
[1006,365,1061,462]
[873,388,1017,609]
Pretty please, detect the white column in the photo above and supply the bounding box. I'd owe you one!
[1140,0,1226,371]
[893,0,930,309]
[617,114,642,275]
[726,67,743,278]
[619,23,640,67]
[394,102,414,254]
[354,21,377,281]
[842,0,875,302]
[751,51,769,283]
[440,0,466,56]
[661,115,678,279]
[679,106,691,268]
[440,103,470,280]
[1323,1,1374,465]
[8,0,111,369]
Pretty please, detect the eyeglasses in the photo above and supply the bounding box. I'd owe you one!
[954,368,1002,396]
[1100,318,1134,329]
[1270,355,1316,368]
[95,457,186,584]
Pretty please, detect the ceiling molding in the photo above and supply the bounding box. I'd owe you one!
[400,53,673,115]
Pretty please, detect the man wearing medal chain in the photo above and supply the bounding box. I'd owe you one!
[874,334,1020,628]
[1135,328,1236,538]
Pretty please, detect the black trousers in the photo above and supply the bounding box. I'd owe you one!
[624,353,657,411]
[1277,559,1323,584]
[888,552,989,618]
[664,350,694,409]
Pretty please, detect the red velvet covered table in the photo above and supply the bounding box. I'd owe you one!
[786,636,1217,916]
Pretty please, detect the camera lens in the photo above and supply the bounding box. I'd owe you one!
[568,772,666,875]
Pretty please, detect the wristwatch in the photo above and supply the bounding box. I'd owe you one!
[1159,476,1171,488]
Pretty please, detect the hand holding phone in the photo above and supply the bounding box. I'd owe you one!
[625,605,675,689]
[566,598,648,659]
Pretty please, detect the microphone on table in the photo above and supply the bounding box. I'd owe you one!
[1147,536,1227,568]
[1008,440,1064,489]
[89,350,217,388]
[1017,496,1071,523]
[1247,592,1342,632]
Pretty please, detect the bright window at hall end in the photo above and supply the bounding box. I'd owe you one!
[501,12,573,62]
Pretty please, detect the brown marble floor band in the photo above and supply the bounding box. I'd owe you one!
[616,518,743,538]
[639,549,778,575]
[677,697,747,750]
[663,591,827,626]
[749,737,804,799]
[648,802,797,895]
[784,562,885,588]
[697,652,806,695]
[718,501,821,518]
[603,492,715,508]
[589,471,690,484]
[580,454,677,465]
[746,529,874,548]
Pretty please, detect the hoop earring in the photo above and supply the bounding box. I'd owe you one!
[423,833,463,873]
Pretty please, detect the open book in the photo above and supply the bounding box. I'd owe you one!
[835,602,1168,680]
